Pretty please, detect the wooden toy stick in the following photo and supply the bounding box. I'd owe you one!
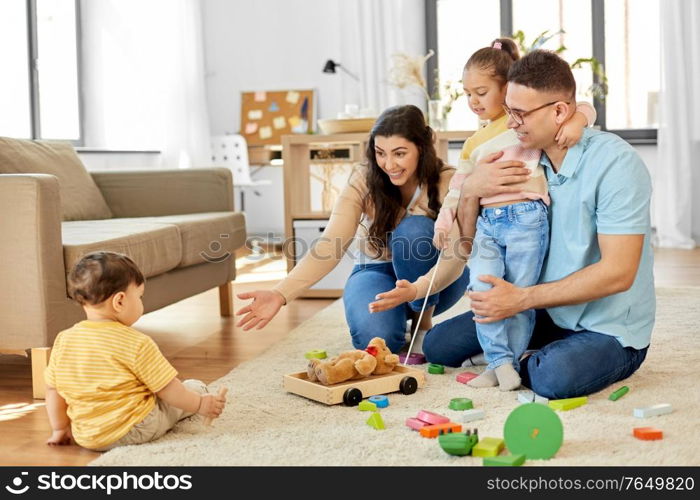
[204,387,228,426]
[403,249,443,366]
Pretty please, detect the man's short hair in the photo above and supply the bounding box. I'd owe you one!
[507,49,576,97]
[67,251,145,306]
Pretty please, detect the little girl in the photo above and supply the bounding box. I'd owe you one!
[433,39,596,391]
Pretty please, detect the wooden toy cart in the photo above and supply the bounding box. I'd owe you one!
[284,365,427,406]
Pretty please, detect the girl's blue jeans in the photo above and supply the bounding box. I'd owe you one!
[343,215,470,353]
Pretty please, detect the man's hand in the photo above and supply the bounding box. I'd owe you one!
[460,151,531,199]
[468,275,530,323]
[235,290,286,331]
[555,110,588,149]
[369,280,418,313]
[46,427,72,446]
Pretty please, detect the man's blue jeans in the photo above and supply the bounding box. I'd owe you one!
[423,309,648,399]
[343,215,470,353]
[469,200,549,371]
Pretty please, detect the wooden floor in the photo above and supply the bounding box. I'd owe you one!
[1,247,699,466]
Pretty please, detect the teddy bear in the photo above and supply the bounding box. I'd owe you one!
[307,337,400,385]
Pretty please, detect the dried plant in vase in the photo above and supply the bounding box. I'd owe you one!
[387,50,435,100]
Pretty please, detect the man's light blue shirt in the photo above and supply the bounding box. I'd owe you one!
[539,128,655,349]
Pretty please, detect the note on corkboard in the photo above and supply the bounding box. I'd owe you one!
[240,89,315,145]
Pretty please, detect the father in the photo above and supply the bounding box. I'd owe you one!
[422,49,655,399]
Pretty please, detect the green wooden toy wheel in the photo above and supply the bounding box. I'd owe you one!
[504,403,563,459]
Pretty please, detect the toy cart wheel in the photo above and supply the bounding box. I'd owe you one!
[343,388,363,406]
[399,376,418,395]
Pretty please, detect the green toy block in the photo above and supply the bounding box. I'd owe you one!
[548,396,587,411]
[304,349,327,360]
[358,401,377,411]
[483,454,526,466]
[438,430,479,456]
[366,412,385,430]
[609,386,629,401]
[428,363,445,374]
[449,398,474,411]
[471,437,504,457]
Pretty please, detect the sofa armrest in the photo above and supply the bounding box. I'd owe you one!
[91,168,234,217]
[0,174,71,350]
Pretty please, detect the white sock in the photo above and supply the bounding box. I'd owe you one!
[467,369,498,388]
[495,364,521,391]
[461,352,486,367]
[409,329,427,355]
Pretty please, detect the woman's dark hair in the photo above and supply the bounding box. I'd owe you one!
[67,251,145,305]
[364,104,445,255]
[465,37,520,84]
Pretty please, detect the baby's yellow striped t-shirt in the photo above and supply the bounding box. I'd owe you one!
[44,320,177,450]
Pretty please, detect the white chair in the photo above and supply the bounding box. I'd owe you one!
[210,134,271,211]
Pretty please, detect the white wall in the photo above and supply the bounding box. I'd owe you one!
[202,0,344,136]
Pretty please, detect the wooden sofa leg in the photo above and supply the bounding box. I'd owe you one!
[219,281,233,317]
[31,347,51,400]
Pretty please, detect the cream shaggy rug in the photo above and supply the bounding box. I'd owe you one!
[92,288,700,466]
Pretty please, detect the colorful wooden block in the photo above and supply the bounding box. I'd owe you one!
[460,408,485,423]
[399,352,426,365]
[504,403,564,460]
[405,417,430,431]
[428,363,445,374]
[471,437,505,457]
[438,429,479,456]
[548,396,587,411]
[609,385,629,401]
[633,404,673,418]
[416,410,450,425]
[368,395,389,408]
[419,422,462,438]
[483,454,526,466]
[456,371,479,384]
[449,398,474,411]
[366,412,385,430]
[517,391,535,404]
[358,401,377,411]
[304,349,327,360]
[633,427,663,440]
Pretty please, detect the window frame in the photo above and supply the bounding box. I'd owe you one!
[25,0,83,145]
[426,0,657,145]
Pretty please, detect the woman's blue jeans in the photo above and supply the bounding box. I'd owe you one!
[343,215,470,353]
[423,308,648,399]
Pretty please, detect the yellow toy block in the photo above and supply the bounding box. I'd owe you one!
[548,396,587,411]
[471,437,504,457]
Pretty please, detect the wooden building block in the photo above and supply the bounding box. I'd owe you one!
[548,396,587,411]
[419,422,462,438]
[609,385,629,401]
[405,417,430,431]
[416,410,450,425]
[456,371,479,384]
[358,401,377,411]
[472,437,505,457]
[633,427,663,440]
[366,412,385,430]
[633,404,673,419]
[460,408,486,423]
[483,454,526,466]
[449,398,473,411]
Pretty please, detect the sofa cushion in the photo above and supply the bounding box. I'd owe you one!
[62,219,182,279]
[0,137,113,221]
[141,212,247,268]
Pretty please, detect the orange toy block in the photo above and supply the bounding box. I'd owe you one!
[633,427,663,440]
[419,422,462,438]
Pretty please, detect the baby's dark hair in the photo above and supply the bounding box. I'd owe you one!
[465,38,520,85]
[67,251,145,306]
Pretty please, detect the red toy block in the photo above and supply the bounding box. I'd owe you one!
[456,371,479,384]
[633,427,663,440]
[419,422,462,438]
[416,410,450,425]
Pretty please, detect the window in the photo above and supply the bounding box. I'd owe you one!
[428,0,660,143]
[0,0,81,142]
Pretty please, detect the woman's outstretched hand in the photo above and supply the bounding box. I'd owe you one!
[368,279,418,313]
[235,290,285,331]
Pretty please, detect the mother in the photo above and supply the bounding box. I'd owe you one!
[236,105,469,353]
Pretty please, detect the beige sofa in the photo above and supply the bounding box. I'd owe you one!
[0,137,247,397]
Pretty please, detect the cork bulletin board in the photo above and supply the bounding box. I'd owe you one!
[240,89,315,145]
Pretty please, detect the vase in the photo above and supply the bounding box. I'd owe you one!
[428,99,444,131]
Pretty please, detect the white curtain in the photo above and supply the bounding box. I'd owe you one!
[337,0,427,115]
[81,0,211,168]
[655,0,699,248]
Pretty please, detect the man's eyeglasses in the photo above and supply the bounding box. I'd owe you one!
[503,101,569,125]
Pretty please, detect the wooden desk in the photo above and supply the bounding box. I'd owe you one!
[282,130,473,298]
